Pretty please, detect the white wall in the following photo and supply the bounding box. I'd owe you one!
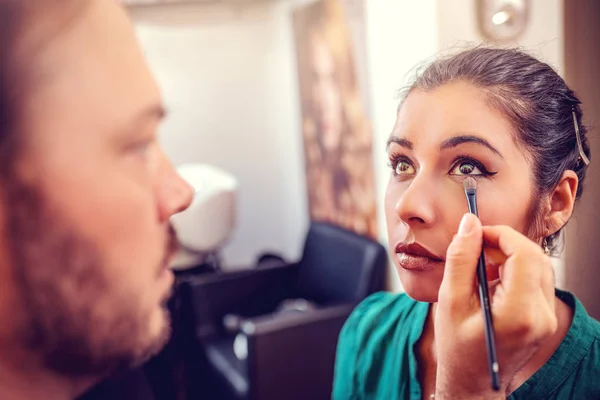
[437,0,563,72]
[130,2,309,268]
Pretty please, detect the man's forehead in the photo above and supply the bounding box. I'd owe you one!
[25,0,161,134]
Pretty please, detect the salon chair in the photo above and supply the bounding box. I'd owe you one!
[186,221,387,400]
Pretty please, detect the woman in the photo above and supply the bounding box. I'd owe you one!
[333,47,600,399]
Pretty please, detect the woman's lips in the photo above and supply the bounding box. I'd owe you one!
[395,242,445,272]
[396,253,444,271]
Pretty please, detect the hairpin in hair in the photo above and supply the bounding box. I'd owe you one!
[572,106,590,167]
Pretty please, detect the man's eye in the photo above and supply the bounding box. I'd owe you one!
[129,141,151,158]
[134,143,150,155]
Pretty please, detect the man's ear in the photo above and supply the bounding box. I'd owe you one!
[547,170,578,235]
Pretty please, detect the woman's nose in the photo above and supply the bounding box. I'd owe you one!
[394,174,437,228]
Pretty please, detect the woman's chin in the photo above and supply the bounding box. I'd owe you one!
[403,288,439,303]
[396,271,442,303]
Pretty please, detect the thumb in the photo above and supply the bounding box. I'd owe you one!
[441,213,483,300]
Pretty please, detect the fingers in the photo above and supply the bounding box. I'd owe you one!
[482,225,537,258]
[435,223,559,396]
[482,226,555,305]
[441,213,482,300]
[484,247,506,281]
[482,226,557,344]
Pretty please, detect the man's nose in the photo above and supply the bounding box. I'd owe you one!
[156,155,194,223]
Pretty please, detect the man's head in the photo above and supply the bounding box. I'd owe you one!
[0,0,193,380]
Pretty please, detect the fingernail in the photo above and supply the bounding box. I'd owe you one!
[458,213,475,236]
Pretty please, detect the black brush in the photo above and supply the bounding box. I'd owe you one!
[463,176,500,391]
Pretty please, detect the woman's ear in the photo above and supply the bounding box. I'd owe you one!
[547,170,578,235]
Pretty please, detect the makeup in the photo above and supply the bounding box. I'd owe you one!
[395,243,444,272]
[463,177,500,391]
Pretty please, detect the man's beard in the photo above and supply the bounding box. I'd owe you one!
[3,178,174,378]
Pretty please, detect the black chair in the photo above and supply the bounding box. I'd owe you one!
[186,221,387,400]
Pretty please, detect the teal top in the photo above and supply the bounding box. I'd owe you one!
[333,290,600,399]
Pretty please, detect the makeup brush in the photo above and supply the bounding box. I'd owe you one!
[463,177,500,391]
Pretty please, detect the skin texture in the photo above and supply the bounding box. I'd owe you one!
[0,1,193,399]
[384,81,578,397]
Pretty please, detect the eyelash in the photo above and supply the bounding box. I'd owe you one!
[387,153,498,177]
[451,154,497,176]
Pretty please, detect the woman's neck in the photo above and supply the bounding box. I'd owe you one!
[416,304,437,399]
[419,295,574,396]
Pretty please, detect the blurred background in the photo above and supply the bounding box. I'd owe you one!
[83,1,600,399]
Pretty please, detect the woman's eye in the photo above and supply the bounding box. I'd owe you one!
[450,160,483,176]
[395,160,415,175]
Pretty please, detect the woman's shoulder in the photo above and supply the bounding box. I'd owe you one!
[533,290,600,399]
[338,291,426,346]
[558,289,600,338]
[333,292,428,399]
[570,290,600,359]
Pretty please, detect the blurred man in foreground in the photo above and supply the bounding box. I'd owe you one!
[0,1,193,398]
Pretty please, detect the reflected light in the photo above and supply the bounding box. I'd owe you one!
[492,10,511,25]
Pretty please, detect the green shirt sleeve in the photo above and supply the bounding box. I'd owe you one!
[332,307,359,400]
[332,292,390,400]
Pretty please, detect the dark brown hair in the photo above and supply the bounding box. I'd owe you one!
[401,47,590,252]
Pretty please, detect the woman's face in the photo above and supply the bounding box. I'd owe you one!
[385,81,540,302]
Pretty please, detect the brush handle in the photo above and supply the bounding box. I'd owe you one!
[465,191,501,391]
[476,251,501,391]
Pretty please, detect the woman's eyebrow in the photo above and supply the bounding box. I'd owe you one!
[386,134,504,159]
[386,136,413,150]
[440,134,504,159]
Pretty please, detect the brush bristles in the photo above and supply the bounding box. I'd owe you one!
[463,176,477,192]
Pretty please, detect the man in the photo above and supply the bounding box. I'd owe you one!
[0,1,193,399]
